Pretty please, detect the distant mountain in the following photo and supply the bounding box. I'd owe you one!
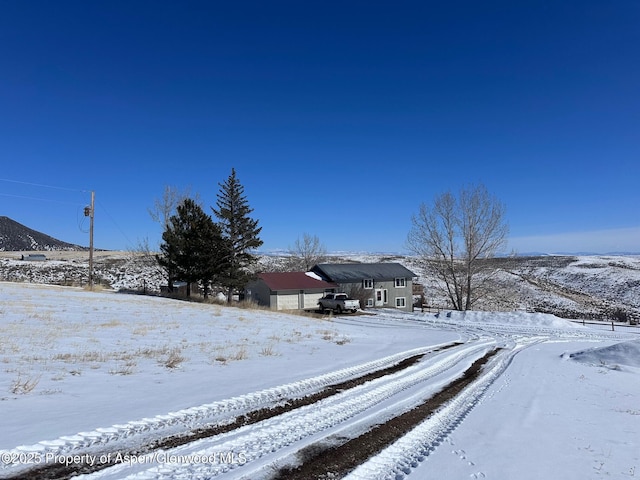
[515,251,640,257]
[0,216,85,251]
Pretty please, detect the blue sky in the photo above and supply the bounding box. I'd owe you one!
[1,1,638,254]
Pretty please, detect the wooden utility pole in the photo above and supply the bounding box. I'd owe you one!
[84,191,95,289]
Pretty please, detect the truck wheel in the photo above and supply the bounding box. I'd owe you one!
[336,305,343,314]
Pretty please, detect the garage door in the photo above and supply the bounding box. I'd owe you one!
[276,293,299,310]
[303,292,323,309]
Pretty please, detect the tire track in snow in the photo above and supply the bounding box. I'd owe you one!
[269,348,502,479]
[0,342,456,480]
[345,339,540,480]
[86,339,497,479]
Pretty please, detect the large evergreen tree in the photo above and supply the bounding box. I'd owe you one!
[158,198,228,298]
[212,168,263,302]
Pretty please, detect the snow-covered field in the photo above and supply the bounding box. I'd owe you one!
[1,281,638,479]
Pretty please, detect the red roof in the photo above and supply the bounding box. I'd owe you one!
[258,272,337,291]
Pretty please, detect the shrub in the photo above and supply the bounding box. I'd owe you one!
[610,307,630,323]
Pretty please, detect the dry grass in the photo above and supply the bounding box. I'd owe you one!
[285,330,304,343]
[0,276,358,400]
[53,351,109,363]
[292,309,329,319]
[132,325,152,335]
[10,375,41,394]
[316,329,351,345]
[82,283,111,292]
[319,329,336,341]
[162,348,186,369]
[109,361,136,376]
[99,318,122,328]
[235,299,271,311]
[27,310,54,322]
[259,344,279,357]
[47,345,195,375]
[231,346,248,361]
[211,343,251,364]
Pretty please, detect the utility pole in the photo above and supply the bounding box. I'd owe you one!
[84,191,95,289]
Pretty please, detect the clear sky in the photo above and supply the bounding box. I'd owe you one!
[1,1,638,254]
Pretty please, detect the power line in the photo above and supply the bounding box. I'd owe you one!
[0,192,82,206]
[1,177,138,250]
[96,199,136,249]
[0,177,87,193]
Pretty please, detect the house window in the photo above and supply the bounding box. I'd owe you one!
[395,297,406,308]
[395,278,406,288]
[366,298,374,307]
[363,279,373,289]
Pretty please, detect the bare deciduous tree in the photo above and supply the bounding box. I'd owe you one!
[344,283,370,310]
[287,233,327,271]
[407,184,508,311]
[148,185,200,231]
[129,236,164,276]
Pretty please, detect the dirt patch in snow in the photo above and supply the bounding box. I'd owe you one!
[270,348,500,480]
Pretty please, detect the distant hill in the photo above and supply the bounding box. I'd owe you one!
[0,216,85,251]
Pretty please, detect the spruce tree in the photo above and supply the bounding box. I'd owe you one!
[212,168,263,302]
[158,198,227,298]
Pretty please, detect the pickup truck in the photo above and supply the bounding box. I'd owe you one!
[317,293,360,314]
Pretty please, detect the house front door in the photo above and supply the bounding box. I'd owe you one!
[375,289,384,307]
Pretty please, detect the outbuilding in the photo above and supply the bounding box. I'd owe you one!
[21,254,47,261]
[245,272,337,311]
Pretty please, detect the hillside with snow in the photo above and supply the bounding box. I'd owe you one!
[404,254,640,321]
[0,217,85,251]
[1,251,638,323]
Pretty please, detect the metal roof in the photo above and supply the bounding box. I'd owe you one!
[311,263,416,283]
[257,272,337,291]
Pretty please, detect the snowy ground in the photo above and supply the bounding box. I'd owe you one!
[0,281,638,479]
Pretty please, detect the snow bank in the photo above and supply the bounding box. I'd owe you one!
[443,310,582,329]
[569,339,640,368]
